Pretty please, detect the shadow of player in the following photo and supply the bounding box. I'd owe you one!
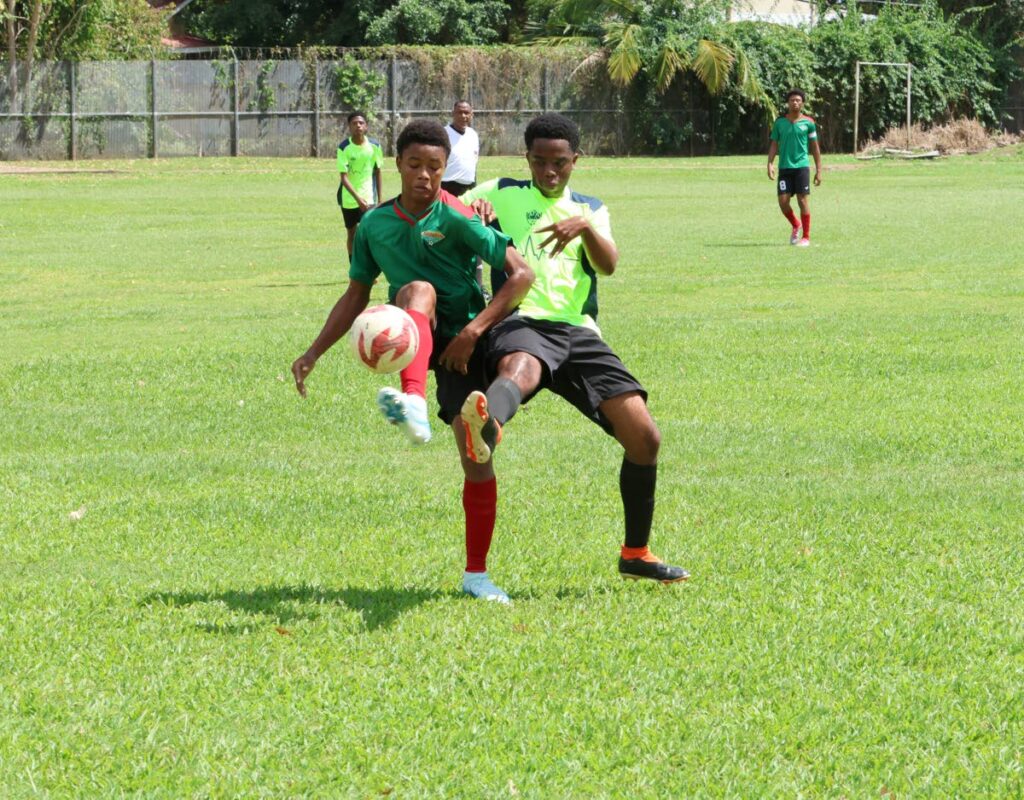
[141,583,446,633]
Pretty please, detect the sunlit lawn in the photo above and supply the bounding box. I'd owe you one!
[1,147,1023,795]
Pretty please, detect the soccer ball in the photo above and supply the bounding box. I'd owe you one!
[349,304,420,374]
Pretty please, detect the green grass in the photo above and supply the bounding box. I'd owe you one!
[2,148,1023,797]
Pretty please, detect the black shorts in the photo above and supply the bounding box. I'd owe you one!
[777,167,810,196]
[441,181,475,197]
[486,316,647,435]
[341,205,367,229]
[430,334,490,426]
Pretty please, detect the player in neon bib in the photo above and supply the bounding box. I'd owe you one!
[460,113,690,592]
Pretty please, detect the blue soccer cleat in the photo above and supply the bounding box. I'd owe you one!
[462,571,510,604]
[376,387,431,445]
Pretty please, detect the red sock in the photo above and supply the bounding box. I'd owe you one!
[400,309,432,399]
[801,213,811,238]
[783,209,799,229]
[463,477,496,573]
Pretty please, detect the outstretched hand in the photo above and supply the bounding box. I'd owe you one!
[291,353,317,397]
[536,216,589,257]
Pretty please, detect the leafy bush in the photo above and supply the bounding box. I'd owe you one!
[808,5,997,151]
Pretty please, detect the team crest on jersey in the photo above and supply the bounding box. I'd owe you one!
[526,210,543,224]
[421,230,445,246]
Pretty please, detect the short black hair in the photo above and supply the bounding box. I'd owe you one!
[786,89,806,101]
[347,111,367,123]
[525,113,580,153]
[454,99,472,109]
[396,118,451,158]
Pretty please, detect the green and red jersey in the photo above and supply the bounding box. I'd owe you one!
[770,115,818,169]
[463,178,613,334]
[349,191,511,339]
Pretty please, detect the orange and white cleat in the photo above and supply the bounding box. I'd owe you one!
[460,390,501,464]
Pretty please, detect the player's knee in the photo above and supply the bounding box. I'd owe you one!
[636,421,661,462]
[497,352,542,392]
[396,280,437,312]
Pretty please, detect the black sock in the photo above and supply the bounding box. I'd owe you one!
[620,458,657,549]
[483,378,521,449]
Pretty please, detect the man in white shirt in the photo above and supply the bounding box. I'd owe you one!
[442,100,486,293]
[441,100,479,198]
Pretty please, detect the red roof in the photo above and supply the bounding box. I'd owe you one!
[161,33,216,49]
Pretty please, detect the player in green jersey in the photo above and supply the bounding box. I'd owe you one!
[767,89,822,247]
[459,113,690,595]
[337,111,384,261]
[292,119,534,604]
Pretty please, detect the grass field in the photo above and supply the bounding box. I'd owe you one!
[2,148,1023,797]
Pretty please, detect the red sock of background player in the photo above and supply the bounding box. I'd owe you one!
[801,213,811,239]
[463,477,497,573]
[400,309,432,399]
[783,208,799,230]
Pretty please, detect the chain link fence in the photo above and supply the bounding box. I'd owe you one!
[0,56,716,160]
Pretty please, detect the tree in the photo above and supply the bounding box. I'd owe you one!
[178,0,511,47]
[3,0,162,117]
[364,0,508,45]
[526,0,774,115]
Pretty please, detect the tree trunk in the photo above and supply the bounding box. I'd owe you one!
[21,0,44,113]
[5,0,19,104]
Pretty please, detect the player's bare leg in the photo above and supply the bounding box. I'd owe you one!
[601,392,689,583]
[345,226,356,261]
[461,352,542,464]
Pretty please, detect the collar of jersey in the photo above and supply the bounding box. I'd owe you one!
[531,182,569,203]
[393,197,436,225]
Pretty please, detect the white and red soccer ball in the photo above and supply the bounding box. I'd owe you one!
[349,304,419,374]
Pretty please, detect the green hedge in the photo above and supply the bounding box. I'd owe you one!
[708,7,997,154]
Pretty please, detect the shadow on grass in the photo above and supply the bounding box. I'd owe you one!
[141,584,447,633]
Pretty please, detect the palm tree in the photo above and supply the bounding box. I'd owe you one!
[528,0,775,117]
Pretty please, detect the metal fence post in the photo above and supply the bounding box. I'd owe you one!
[68,61,77,161]
[313,58,320,158]
[906,64,913,151]
[232,57,240,157]
[853,61,861,154]
[150,59,158,158]
[389,55,398,156]
[542,63,548,112]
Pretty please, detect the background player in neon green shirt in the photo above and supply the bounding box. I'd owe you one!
[337,111,384,261]
[767,89,822,247]
[460,113,690,593]
[292,119,534,604]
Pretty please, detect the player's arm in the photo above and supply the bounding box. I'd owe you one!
[291,279,372,396]
[811,138,822,186]
[767,140,778,180]
[373,166,383,207]
[438,244,534,375]
[536,215,618,275]
[340,172,368,211]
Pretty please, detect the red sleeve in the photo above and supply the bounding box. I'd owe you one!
[439,189,475,220]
